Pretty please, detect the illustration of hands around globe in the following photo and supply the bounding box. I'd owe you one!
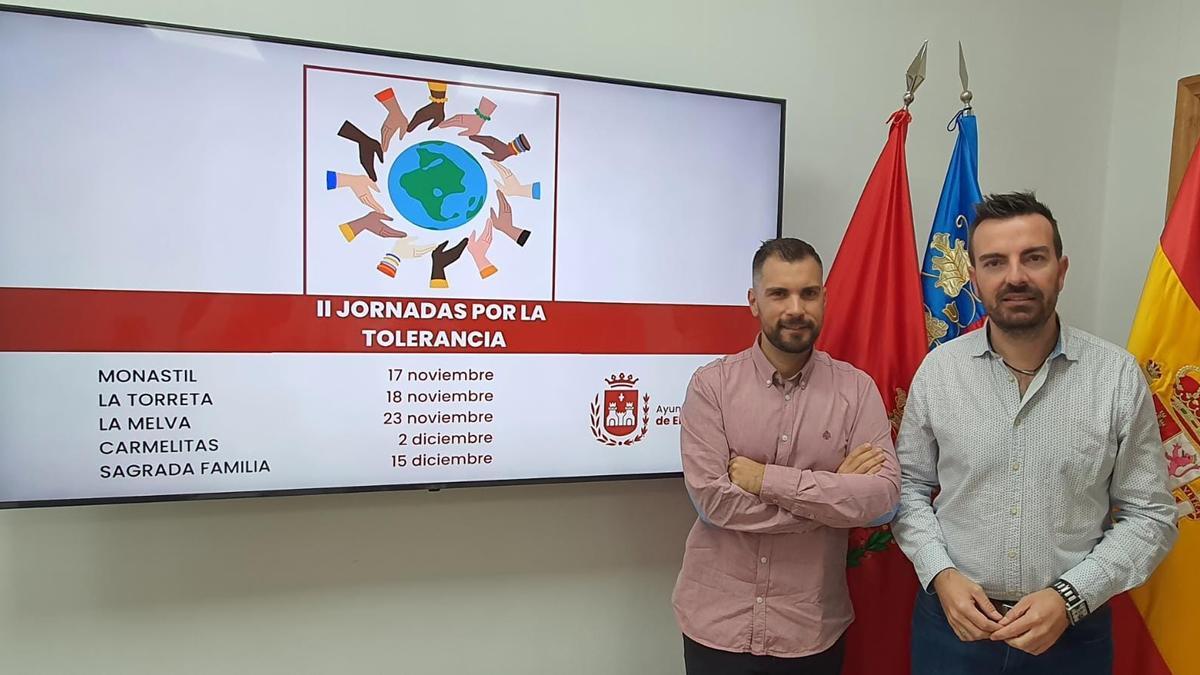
[330,80,542,291]
[389,141,486,231]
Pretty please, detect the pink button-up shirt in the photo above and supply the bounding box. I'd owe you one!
[672,337,900,657]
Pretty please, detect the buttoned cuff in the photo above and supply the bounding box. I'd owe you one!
[911,542,956,593]
[1059,558,1112,613]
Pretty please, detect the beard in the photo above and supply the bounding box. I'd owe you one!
[763,317,820,354]
[985,283,1057,334]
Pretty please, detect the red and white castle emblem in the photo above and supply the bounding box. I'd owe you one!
[591,373,650,446]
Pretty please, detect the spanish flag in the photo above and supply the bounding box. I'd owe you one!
[1118,134,1200,675]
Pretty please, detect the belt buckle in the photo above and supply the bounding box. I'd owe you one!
[996,600,1016,616]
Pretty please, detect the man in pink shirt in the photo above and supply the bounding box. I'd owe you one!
[672,238,901,674]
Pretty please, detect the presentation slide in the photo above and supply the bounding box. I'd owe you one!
[0,8,783,507]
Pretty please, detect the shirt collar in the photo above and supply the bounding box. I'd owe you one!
[972,315,1079,363]
[751,334,821,388]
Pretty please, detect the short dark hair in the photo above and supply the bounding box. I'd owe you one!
[752,238,822,285]
[968,191,1063,262]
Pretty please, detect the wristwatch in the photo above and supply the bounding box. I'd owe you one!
[1051,579,1089,625]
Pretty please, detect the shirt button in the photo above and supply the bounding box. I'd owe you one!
[781,434,789,442]
[1012,462,1021,471]
[784,394,791,401]
[756,596,764,604]
[760,557,768,564]
[1008,550,1018,559]
[800,382,807,390]
[1010,507,1019,516]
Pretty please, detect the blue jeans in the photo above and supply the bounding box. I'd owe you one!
[911,589,1112,674]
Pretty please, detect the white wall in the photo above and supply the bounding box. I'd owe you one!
[1095,0,1200,344]
[6,1,1191,673]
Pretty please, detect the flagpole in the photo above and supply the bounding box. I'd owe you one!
[958,41,973,115]
[903,40,928,110]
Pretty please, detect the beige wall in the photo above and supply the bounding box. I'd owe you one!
[1095,0,1200,344]
[6,1,1194,673]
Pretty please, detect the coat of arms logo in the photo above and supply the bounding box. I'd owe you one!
[591,373,650,446]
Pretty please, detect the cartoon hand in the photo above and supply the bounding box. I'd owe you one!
[338,120,383,181]
[491,160,541,200]
[469,133,530,162]
[439,96,496,136]
[467,219,497,278]
[429,238,469,288]
[377,239,438,277]
[327,172,385,213]
[489,189,530,246]
[339,212,406,242]
[376,88,409,153]
[439,114,482,137]
[406,81,448,132]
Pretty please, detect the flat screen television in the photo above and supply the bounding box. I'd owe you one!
[0,5,784,508]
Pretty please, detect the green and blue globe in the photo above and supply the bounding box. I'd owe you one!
[387,141,487,231]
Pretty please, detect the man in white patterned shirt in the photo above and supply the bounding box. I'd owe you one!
[893,191,1177,674]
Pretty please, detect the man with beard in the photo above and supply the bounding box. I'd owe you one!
[672,238,900,674]
[892,192,1177,674]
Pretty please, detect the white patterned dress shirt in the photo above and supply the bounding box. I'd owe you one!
[892,319,1177,612]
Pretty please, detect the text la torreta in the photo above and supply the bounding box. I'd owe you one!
[99,393,213,407]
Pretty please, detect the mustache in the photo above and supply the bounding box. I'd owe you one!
[778,319,814,330]
[997,284,1042,300]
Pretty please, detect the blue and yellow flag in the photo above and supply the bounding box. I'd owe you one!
[921,110,986,348]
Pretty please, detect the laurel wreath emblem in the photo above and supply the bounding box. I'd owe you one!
[590,393,650,446]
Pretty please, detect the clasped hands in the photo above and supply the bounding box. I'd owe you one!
[931,570,1069,655]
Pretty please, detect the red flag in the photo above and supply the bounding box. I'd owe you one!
[816,109,927,675]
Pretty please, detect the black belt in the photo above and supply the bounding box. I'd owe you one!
[988,598,1019,616]
[988,598,1110,623]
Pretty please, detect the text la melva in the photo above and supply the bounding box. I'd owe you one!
[99,416,191,431]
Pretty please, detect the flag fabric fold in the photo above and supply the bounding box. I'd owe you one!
[816,108,927,675]
[920,110,987,348]
[1117,135,1200,675]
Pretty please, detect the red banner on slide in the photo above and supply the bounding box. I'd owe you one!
[0,287,758,355]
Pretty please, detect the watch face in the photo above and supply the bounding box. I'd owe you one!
[1069,605,1087,624]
